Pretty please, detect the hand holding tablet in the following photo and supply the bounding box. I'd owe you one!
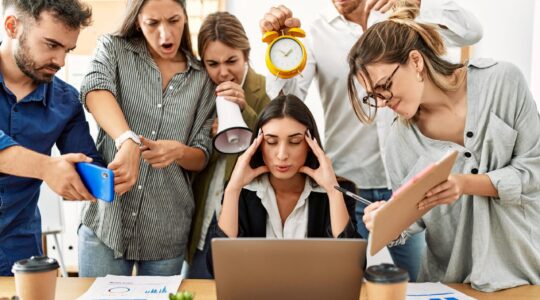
[369,151,458,255]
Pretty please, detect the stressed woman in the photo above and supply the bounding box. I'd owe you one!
[206,95,360,273]
[347,3,540,292]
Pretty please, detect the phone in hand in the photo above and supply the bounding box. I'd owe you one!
[75,162,114,202]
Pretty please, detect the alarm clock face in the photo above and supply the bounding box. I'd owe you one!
[269,37,304,71]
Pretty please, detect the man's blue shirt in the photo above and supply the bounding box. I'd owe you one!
[0,73,103,275]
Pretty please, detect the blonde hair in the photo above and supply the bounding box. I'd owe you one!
[347,1,466,124]
[197,12,250,61]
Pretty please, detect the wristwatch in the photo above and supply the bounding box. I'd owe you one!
[114,130,141,150]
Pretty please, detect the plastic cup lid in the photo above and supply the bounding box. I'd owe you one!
[12,256,59,273]
[364,263,409,284]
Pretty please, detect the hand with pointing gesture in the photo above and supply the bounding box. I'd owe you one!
[140,136,185,169]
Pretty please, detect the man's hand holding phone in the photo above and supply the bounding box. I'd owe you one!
[42,154,96,202]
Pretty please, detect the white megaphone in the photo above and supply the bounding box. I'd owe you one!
[213,63,252,154]
[213,95,253,154]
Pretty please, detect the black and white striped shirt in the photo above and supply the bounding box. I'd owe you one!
[80,34,215,260]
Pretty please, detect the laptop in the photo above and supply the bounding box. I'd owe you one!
[211,238,367,300]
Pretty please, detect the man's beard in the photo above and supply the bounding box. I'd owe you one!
[334,0,361,15]
[14,30,61,84]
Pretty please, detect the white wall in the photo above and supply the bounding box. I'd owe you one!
[454,0,538,109]
[454,0,535,84]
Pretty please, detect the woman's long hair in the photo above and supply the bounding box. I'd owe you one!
[347,1,466,124]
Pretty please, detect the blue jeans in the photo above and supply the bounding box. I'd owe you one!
[78,225,184,277]
[339,181,425,282]
[187,216,216,279]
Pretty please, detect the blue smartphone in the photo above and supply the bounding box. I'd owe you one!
[75,162,114,202]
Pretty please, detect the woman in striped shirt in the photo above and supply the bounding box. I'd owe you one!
[77,0,215,276]
[187,12,270,278]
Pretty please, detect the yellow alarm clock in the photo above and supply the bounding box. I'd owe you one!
[262,28,307,79]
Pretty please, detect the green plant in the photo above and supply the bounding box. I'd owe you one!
[169,290,194,300]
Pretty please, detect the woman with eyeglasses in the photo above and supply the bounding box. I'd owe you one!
[206,95,360,274]
[347,2,540,292]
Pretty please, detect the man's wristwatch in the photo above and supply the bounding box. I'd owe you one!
[114,130,141,150]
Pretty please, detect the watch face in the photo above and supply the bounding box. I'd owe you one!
[269,37,304,71]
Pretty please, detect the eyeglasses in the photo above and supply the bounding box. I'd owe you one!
[362,65,400,108]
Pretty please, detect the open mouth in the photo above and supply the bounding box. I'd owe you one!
[161,43,174,52]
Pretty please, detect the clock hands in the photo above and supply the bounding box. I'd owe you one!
[278,47,294,58]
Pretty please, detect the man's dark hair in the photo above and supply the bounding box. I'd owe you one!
[2,0,92,29]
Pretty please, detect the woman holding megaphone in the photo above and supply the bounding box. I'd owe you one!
[187,12,271,278]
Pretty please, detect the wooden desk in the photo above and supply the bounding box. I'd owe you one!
[1,277,539,300]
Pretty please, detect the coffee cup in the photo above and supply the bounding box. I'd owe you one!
[364,263,409,300]
[12,256,59,300]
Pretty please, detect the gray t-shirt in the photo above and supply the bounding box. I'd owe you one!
[385,58,540,292]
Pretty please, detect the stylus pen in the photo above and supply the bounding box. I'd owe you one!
[334,185,373,206]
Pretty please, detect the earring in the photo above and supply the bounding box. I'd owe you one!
[416,72,424,82]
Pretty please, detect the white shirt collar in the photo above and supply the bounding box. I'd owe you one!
[245,175,324,239]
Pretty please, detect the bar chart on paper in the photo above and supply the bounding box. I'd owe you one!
[77,275,182,300]
[145,286,168,294]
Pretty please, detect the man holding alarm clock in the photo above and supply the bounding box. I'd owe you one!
[0,0,103,276]
[261,0,483,281]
